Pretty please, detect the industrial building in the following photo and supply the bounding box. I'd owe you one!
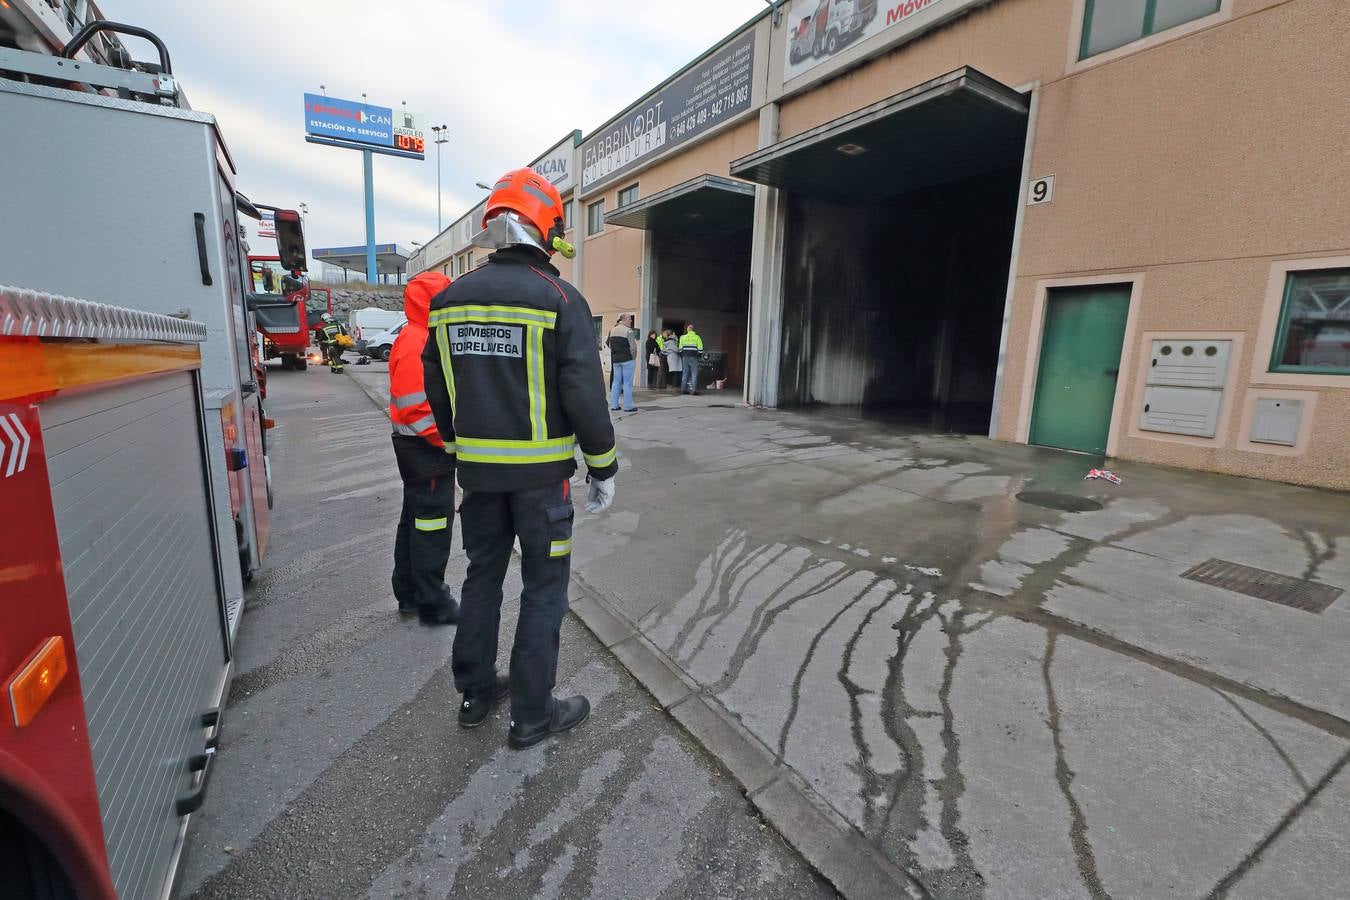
[411,0,1350,490]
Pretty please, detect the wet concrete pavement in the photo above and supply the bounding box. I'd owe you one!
[179,365,833,899]
[558,389,1350,899]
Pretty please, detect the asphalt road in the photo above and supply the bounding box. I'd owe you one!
[178,363,833,900]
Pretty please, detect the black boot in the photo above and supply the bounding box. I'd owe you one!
[507,695,590,750]
[458,675,510,728]
[418,591,460,626]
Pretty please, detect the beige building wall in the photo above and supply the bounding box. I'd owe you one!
[995,0,1350,490]
[574,0,1349,488]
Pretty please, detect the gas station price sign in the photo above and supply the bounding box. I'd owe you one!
[303,93,426,160]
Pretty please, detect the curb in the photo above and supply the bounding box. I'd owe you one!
[569,572,928,900]
[342,368,924,897]
[345,368,391,419]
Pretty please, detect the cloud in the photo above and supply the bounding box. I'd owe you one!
[111,0,768,258]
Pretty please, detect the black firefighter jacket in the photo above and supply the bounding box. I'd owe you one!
[422,247,619,493]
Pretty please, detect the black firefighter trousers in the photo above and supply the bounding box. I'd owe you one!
[452,479,575,727]
[391,435,455,611]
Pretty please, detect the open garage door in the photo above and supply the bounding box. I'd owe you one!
[732,67,1029,432]
[607,175,756,391]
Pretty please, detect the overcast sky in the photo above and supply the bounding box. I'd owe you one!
[109,0,768,267]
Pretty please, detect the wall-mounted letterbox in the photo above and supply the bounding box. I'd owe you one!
[1250,397,1303,446]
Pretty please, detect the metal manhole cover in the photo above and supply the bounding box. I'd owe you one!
[1182,559,1342,614]
[1015,491,1103,513]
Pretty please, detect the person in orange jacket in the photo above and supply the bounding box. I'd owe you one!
[390,272,460,625]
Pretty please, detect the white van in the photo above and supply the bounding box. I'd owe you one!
[362,320,407,361]
[349,307,404,343]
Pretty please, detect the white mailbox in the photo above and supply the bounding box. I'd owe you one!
[1251,397,1303,446]
[1147,340,1232,387]
[1140,338,1233,438]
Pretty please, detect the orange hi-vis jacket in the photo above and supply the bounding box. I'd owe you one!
[390,272,451,448]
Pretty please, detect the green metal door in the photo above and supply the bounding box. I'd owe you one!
[1029,285,1131,454]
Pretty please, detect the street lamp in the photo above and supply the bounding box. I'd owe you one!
[475,181,491,191]
[431,124,449,231]
[298,201,309,228]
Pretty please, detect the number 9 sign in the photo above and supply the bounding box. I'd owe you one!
[1028,175,1055,206]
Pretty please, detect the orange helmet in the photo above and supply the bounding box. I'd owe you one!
[483,167,567,255]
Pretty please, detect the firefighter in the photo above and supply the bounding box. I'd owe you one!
[423,167,618,748]
[390,271,460,626]
[678,322,704,394]
[318,313,347,373]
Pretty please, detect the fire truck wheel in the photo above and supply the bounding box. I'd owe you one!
[279,355,294,371]
[295,355,308,371]
[0,809,77,900]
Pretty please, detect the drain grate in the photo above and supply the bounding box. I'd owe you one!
[1015,491,1103,513]
[1181,559,1343,614]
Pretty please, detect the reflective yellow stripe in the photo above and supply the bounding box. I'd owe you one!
[415,517,448,532]
[584,447,617,469]
[527,325,546,441]
[428,305,557,330]
[550,539,572,558]
[436,326,457,415]
[456,435,576,465]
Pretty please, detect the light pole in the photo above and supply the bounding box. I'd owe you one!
[431,124,449,231]
[298,201,309,229]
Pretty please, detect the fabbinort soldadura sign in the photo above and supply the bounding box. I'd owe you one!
[580,30,755,194]
[782,0,989,86]
[303,94,427,158]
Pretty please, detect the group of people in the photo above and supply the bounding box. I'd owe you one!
[605,317,706,407]
[386,166,619,750]
[646,325,704,395]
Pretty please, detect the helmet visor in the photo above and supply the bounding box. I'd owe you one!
[472,211,547,254]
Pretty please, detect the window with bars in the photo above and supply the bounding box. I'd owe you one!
[1270,269,1350,375]
[1080,0,1220,59]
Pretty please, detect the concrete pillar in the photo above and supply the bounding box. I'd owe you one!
[745,102,787,408]
[639,230,659,386]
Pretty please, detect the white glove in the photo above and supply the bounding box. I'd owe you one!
[585,475,616,514]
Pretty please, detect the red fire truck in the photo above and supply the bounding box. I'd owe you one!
[0,4,274,897]
[245,207,333,370]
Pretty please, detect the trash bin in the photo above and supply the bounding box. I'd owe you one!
[698,351,728,390]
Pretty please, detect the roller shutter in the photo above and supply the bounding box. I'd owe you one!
[42,371,227,900]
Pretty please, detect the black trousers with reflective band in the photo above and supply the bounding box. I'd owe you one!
[391,435,456,609]
[452,479,574,726]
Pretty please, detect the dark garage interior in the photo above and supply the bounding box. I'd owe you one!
[731,67,1030,432]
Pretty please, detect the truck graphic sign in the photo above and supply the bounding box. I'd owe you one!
[783,0,989,85]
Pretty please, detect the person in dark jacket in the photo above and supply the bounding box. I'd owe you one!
[423,166,618,749]
[389,272,459,626]
[645,330,661,387]
[606,314,637,412]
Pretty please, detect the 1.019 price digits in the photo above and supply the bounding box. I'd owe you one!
[396,134,425,154]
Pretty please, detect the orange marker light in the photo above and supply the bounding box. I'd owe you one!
[8,637,69,728]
